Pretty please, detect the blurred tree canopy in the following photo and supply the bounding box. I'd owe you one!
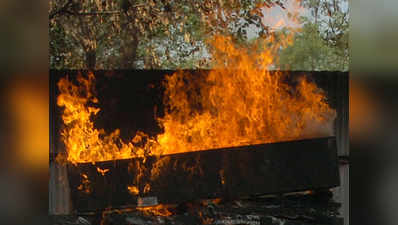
[49,0,349,71]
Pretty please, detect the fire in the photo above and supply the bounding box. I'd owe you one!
[96,167,109,176]
[156,35,336,154]
[219,170,225,185]
[143,183,151,193]
[77,173,91,194]
[57,35,336,164]
[135,205,173,217]
[57,73,157,164]
[127,185,139,195]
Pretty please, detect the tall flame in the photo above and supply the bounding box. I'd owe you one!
[57,35,336,164]
[156,35,335,154]
[57,73,157,164]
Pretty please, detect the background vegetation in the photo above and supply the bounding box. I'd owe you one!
[49,0,349,71]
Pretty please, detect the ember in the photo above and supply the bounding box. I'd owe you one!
[135,205,174,217]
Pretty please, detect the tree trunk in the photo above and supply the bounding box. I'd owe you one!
[120,7,139,69]
[121,33,139,68]
[85,49,96,70]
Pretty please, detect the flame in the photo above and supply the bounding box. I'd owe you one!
[219,170,225,185]
[57,34,336,164]
[57,73,157,164]
[143,183,151,193]
[96,167,109,176]
[136,205,173,217]
[127,185,139,195]
[77,173,91,194]
[156,35,335,154]
[198,211,214,225]
[201,198,222,206]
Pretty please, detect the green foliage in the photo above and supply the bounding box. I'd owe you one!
[277,22,348,71]
[49,0,283,69]
[277,0,349,71]
[49,0,349,71]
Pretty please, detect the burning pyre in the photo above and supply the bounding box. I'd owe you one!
[56,35,336,165]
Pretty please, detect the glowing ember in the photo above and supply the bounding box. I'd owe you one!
[143,183,151,193]
[57,35,336,164]
[127,185,139,195]
[77,173,91,194]
[96,167,109,176]
[135,205,173,217]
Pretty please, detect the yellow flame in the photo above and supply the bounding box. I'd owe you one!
[156,35,335,154]
[57,73,157,164]
[136,205,173,217]
[96,167,109,176]
[57,34,336,164]
[127,185,139,195]
[77,173,91,194]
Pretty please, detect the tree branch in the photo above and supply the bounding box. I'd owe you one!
[74,11,121,16]
[50,2,147,19]
[49,0,73,20]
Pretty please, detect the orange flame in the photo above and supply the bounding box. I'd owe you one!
[96,167,110,176]
[127,185,139,195]
[57,73,156,164]
[143,183,151,193]
[135,204,173,217]
[77,173,91,194]
[57,35,336,164]
[156,36,335,154]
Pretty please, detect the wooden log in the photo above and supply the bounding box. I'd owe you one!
[67,137,339,213]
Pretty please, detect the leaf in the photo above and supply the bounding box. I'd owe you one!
[184,32,190,43]
[163,17,169,25]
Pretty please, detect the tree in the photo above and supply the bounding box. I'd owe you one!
[50,0,122,69]
[49,0,287,69]
[277,0,349,71]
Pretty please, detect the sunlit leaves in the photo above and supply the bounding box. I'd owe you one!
[50,0,286,69]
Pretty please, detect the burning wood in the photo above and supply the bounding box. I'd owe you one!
[51,190,343,225]
[51,34,344,219]
[49,1,349,223]
[66,137,339,212]
[56,35,336,165]
[50,69,346,216]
